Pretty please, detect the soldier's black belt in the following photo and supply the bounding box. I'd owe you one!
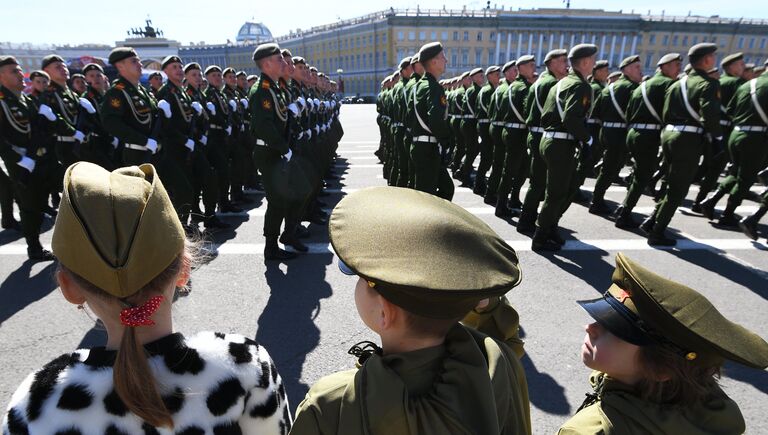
[602,121,627,129]
[543,131,575,140]
[665,124,703,134]
[413,135,438,143]
[630,123,662,131]
[734,125,768,133]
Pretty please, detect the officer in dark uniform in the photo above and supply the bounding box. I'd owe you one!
[222,66,250,205]
[40,55,86,171]
[80,63,119,170]
[148,71,163,98]
[449,72,471,176]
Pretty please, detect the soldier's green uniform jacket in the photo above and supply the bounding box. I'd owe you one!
[489,79,509,123]
[719,72,745,122]
[223,84,244,135]
[540,71,592,141]
[410,72,452,143]
[0,86,51,165]
[662,69,722,138]
[500,76,532,125]
[557,371,745,435]
[595,75,637,125]
[101,76,157,146]
[463,81,481,120]
[477,81,495,122]
[156,81,194,151]
[588,80,604,118]
[525,70,558,127]
[391,75,408,128]
[626,72,675,125]
[248,74,289,154]
[728,74,768,127]
[453,85,467,118]
[204,84,232,134]
[81,85,109,137]
[403,72,422,133]
[40,81,79,138]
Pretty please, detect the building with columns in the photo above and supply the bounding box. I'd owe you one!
[276,7,768,96]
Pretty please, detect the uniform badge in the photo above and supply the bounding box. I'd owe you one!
[616,289,631,303]
[716,89,721,100]
[110,98,121,108]
[440,95,447,106]
[582,95,589,108]
[36,148,46,157]
[262,99,272,110]
[115,83,125,90]
[261,81,270,90]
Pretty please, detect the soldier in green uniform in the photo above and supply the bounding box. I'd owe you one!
[0,56,57,260]
[402,55,423,188]
[408,42,454,200]
[517,49,568,235]
[641,43,723,246]
[375,76,390,167]
[698,66,768,226]
[739,189,768,241]
[449,72,470,176]
[101,48,161,167]
[614,53,681,229]
[589,55,643,215]
[390,57,412,187]
[558,252,768,435]
[40,55,86,171]
[485,62,516,206]
[79,63,119,170]
[495,55,536,217]
[291,186,531,435]
[473,65,500,195]
[457,68,484,187]
[573,60,609,202]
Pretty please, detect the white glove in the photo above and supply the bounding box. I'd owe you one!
[16,156,35,173]
[240,98,249,109]
[206,101,216,115]
[313,98,320,109]
[38,104,56,121]
[283,149,293,161]
[199,135,208,145]
[225,126,232,136]
[157,100,172,118]
[321,124,327,132]
[184,139,195,151]
[306,129,312,139]
[586,137,593,146]
[297,131,304,140]
[288,103,299,116]
[191,101,203,115]
[73,130,86,143]
[314,125,320,134]
[78,98,96,114]
[146,138,158,154]
[307,98,314,110]
[228,100,237,111]
[331,101,336,109]
[111,137,119,148]
[297,96,306,107]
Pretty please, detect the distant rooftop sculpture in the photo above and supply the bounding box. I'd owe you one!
[127,19,165,39]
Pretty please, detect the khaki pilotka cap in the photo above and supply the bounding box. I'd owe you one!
[329,187,522,319]
[52,162,185,298]
[578,253,768,369]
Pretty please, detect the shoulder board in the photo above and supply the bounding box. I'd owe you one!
[0,91,4,99]
[115,83,125,90]
[261,81,270,90]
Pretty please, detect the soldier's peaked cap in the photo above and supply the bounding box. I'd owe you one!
[502,60,517,72]
[485,65,500,75]
[82,63,104,74]
[161,55,182,70]
[183,62,201,73]
[42,54,66,69]
[470,67,484,77]
[593,60,609,70]
[399,57,412,70]
[204,65,221,75]
[0,56,19,68]
[620,55,640,69]
[516,55,535,66]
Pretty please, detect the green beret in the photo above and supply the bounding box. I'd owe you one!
[545,49,567,63]
[720,52,743,68]
[593,60,609,71]
[657,53,682,66]
[252,43,281,62]
[470,67,483,77]
[52,162,185,299]
[568,44,598,60]
[236,71,246,77]
[608,71,621,80]
[204,65,221,75]
[578,253,768,369]
[684,63,693,74]
[29,70,49,80]
[502,60,517,72]
[688,43,717,62]
[516,54,535,66]
[41,54,65,69]
[82,63,104,75]
[281,48,292,57]
[398,57,412,70]
[148,71,162,80]
[460,71,470,80]
[0,56,19,68]
[161,55,182,70]
[418,41,443,64]
[620,55,640,69]
[292,56,306,65]
[107,47,137,65]
[485,65,500,75]
[222,67,236,76]
[183,62,201,73]
[330,187,522,319]
[410,53,420,64]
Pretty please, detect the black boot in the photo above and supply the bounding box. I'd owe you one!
[1,217,20,231]
[532,226,561,251]
[739,205,767,240]
[647,229,676,247]
[219,201,243,213]
[473,175,487,195]
[589,198,611,215]
[699,189,726,220]
[715,198,740,228]
[613,206,639,229]
[27,239,55,262]
[639,215,656,235]
[484,193,497,206]
[516,211,537,235]
[279,232,309,253]
[548,226,566,246]
[691,190,708,213]
[495,196,517,218]
[205,214,230,230]
[264,237,297,261]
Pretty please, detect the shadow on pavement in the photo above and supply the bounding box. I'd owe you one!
[544,249,616,296]
[723,361,768,395]
[0,260,57,326]
[666,249,768,301]
[521,352,572,416]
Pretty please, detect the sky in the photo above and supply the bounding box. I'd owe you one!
[1,0,765,46]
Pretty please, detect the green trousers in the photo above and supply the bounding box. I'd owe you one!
[477,121,493,177]
[652,130,704,232]
[254,148,287,238]
[622,128,661,211]
[459,120,479,176]
[592,126,629,202]
[390,126,408,187]
[716,130,768,205]
[411,141,455,200]
[485,124,506,197]
[521,132,545,215]
[450,117,466,170]
[497,128,529,199]
[191,145,219,217]
[537,137,579,229]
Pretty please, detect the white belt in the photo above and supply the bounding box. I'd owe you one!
[543,131,575,140]
[720,119,732,126]
[463,115,476,120]
[734,125,768,133]
[413,135,438,143]
[209,124,223,130]
[630,123,662,131]
[56,136,76,142]
[665,124,704,134]
[586,118,601,125]
[478,118,490,123]
[491,121,505,126]
[11,145,27,156]
[124,143,148,151]
[255,139,267,146]
[602,121,627,129]
[529,126,544,134]
[505,122,527,129]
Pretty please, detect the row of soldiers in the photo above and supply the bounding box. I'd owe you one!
[377,41,768,250]
[0,42,343,261]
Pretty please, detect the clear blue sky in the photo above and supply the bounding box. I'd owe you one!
[2,0,764,46]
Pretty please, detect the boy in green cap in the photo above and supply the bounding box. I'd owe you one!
[290,186,531,435]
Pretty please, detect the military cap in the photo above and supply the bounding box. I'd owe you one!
[398,56,412,70]
[410,53,420,64]
[568,44,598,60]
[688,43,717,62]
[544,49,568,63]
[281,48,292,57]
[619,55,640,69]
[502,60,517,72]
[29,70,49,80]
[608,71,621,80]
[70,73,85,81]
[593,60,609,71]
[204,65,221,76]
[469,67,483,77]
[309,66,318,73]
[516,54,535,66]
[331,187,521,319]
[318,72,326,78]
[578,253,768,369]
[684,63,693,74]
[82,63,104,74]
[161,55,182,70]
[657,53,682,66]
[292,56,306,65]
[252,43,281,62]
[755,65,766,75]
[744,62,755,71]
[222,67,236,76]
[52,162,185,299]
[107,47,137,65]
[0,56,19,68]
[720,52,744,68]
[460,71,470,80]
[485,65,500,75]
[418,41,443,64]
[246,74,258,81]
[183,62,201,73]
[148,71,162,80]
[41,54,65,69]
[707,66,719,74]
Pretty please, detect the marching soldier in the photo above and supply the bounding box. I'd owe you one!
[402,54,423,188]
[589,55,643,215]
[533,44,597,251]
[518,49,568,234]
[457,68,484,188]
[69,73,87,95]
[641,43,723,246]
[27,70,49,105]
[449,72,470,176]
[40,55,86,170]
[573,59,609,202]
[390,57,412,187]
[0,56,57,260]
[222,67,250,204]
[485,61,517,206]
[614,53,682,229]
[740,189,768,241]
[474,65,500,195]
[80,63,119,170]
